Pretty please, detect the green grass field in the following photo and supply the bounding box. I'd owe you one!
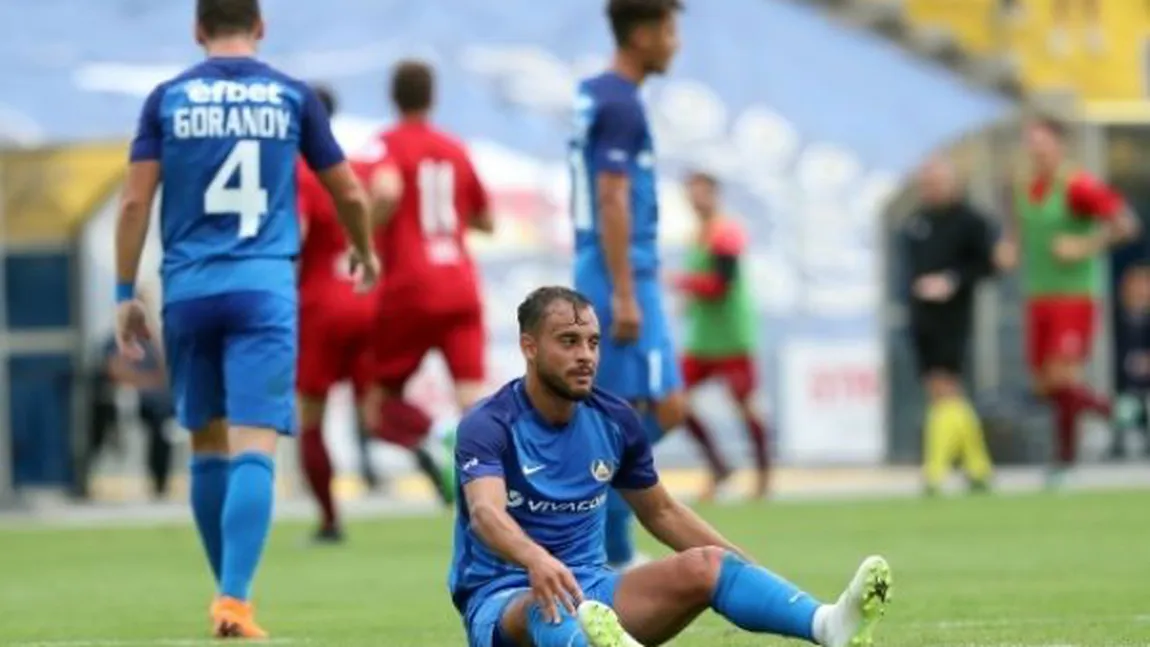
[1,490,1147,646]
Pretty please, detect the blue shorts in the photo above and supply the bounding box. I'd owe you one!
[574,271,682,402]
[162,290,297,435]
[463,567,620,647]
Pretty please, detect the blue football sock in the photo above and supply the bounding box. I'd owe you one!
[711,552,822,641]
[189,454,229,584]
[219,452,276,601]
[527,601,588,647]
[604,488,635,565]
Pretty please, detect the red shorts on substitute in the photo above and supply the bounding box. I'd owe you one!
[373,306,486,391]
[681,355,758,400]
[1025,296,1096,372]
[298,298,377,398]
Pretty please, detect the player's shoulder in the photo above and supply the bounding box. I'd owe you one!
[709,218,749,255]
[584,388,643,435]
[387,123,467,150]
[579,71,637,103]
[1064,168,1105,192]
[458,380,527,438]
[235,58,311,94]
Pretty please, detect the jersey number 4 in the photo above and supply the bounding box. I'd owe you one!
[206,140,268,238]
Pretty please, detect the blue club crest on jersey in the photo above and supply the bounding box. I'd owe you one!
[590,459,614,483]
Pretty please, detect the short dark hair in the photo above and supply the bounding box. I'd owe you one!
[311,84,337,117]
[391,60,434,114]
[517,286,594,334]
[607,0,683,46]
[196,0,261,38]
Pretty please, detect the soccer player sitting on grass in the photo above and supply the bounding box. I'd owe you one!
[447,286,893,647]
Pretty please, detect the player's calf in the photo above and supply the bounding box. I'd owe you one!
[613,547,892,647]
[496,592,598,647]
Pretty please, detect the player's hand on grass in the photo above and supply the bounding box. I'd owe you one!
[610,292,642,344]
[1052,234,1095,263]
[115,300,152,361]
[526,552,584,623]
[912,273,956,302]
[349,250,381,293]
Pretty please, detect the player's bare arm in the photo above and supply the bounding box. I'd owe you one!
[620,481,751,560]
[1103,205,1140,244]
[114,160,161,359]
[465,157,495,234]
[598,171,641,342]
[116,161,160,285]
[317,162,378,285]
[469,208,495,234]
[1054,204,1141,263]
[369,163,403,227]
[463,476,584,621]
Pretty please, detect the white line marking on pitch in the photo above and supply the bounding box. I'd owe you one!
[918,614,1150,629]
[10,639,303,647]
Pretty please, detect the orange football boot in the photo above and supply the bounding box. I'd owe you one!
[210,596,269,639]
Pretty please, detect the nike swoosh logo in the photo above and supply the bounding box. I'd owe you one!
[522,465,546,476]
[788,592,804,604]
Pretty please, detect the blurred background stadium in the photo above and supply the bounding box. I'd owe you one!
[2,0,1149,514]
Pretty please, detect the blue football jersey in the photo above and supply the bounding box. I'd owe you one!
[129,57,345,304]
[447,379,658,611]
[569,72,662,279]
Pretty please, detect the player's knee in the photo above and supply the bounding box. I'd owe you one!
[230,426,278,456]
[674,546,726,602]
[190,418,229,455]
[734,396,758,422]
[656,392,689,431]
[1042,358,1080,388]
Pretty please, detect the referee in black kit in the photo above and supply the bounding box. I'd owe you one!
[901,156,998,495]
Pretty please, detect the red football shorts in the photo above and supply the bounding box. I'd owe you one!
[297,297,377,398]
[1025,296,1096,372]
[373,306,486,391]
[681,354,758,400]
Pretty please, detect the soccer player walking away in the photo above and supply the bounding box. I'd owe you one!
[449,286,892,647]
[570,0,689,571]
[115,0,377,637]
[295,85,385,543]
[669,172,768,501]
[997,118,1139,488]
[901,157,998,496]
[360,60,495,501]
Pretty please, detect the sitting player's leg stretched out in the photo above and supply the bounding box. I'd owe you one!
[114,0,377,636]
[449,287,892,647]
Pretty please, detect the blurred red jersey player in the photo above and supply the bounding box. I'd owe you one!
[362,60,494,462]
[294,85,378,543]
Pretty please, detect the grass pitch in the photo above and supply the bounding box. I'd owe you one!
[1,489,1146,646]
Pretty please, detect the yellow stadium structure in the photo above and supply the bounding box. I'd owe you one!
[868,0,1150,103]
